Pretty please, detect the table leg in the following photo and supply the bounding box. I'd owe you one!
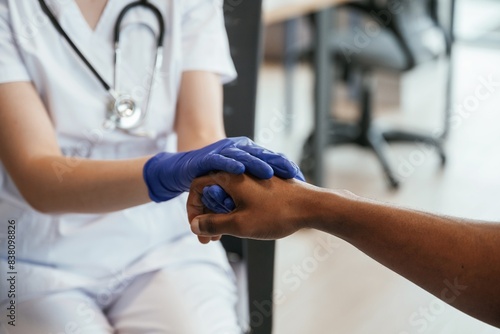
[442,0,456,140]
[312,8,333,186]
[284,18,299,133]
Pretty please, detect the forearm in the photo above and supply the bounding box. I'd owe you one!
[177,131,225,152]
[309,189,500,327]
[21,155,151,214]
[175,71,226,152]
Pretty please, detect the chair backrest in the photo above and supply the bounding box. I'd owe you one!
[385,0,450,67]
[343,0,453,69]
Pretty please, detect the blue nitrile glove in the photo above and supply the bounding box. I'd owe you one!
[201,185,236,214]
[201,158,305,214]
[143,137,301,202]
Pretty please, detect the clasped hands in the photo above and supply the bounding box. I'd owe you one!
[143,137,305,242]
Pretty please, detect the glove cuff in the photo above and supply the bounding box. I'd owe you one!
[143,152,179,203]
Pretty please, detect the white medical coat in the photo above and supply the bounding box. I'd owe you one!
[0,0,236,303]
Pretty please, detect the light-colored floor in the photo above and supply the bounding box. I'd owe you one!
[254,41,500,333]
[456,0,500,41]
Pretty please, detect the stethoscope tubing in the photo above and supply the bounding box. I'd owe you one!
[38,0,114,93]
[38,0,165,117]
[114,0,165,48]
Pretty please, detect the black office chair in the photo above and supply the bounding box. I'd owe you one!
[299,0,454,188]
[222,1,275,333]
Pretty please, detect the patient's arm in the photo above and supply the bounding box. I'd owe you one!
[187,174,500,328]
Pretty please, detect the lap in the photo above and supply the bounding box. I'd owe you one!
[2,290,113,334]
[2,238,241,334]
[106,260,241,334]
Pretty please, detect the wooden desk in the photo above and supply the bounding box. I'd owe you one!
[263,0,349,25]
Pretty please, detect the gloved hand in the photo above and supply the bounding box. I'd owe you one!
[143,137,301,202]
[201,159,305,214]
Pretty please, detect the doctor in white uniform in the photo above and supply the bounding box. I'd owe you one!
[0,0,300,333]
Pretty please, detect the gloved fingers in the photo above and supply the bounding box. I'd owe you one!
[237,145,299,179]
[198,154,246,177]
[295,169,306,182]
[230,136,254,146]
[205,184,226,202]
[201,192,221,213]
[224,196,236,211]
[207,185,236,212]
[202,186,232,214]
[272,158,300,178]
[219,147,274,179]
[204,185,236,212]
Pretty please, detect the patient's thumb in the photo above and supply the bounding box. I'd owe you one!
[191,214,237,236]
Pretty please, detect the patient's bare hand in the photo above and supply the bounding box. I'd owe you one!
[187,173,314,243]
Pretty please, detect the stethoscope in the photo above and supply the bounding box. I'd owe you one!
[39,0,165,136]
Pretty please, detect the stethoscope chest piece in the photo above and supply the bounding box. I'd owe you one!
[106,94,145,130]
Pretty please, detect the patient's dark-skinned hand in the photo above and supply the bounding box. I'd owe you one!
[187,173,328,243]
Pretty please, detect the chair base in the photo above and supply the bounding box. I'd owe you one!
[300,119,446,189]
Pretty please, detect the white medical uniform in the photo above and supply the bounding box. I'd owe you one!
[0,0,240,333]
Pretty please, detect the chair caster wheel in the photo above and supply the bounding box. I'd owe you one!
[439,153,446,167]
[388,177,400,190]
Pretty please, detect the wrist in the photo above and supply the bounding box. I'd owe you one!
[143,151,182,202]
[296,185,358,233]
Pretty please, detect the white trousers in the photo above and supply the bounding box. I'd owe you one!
[2,242,242,334]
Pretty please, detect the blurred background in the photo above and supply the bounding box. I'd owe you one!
[251,0,500,332]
